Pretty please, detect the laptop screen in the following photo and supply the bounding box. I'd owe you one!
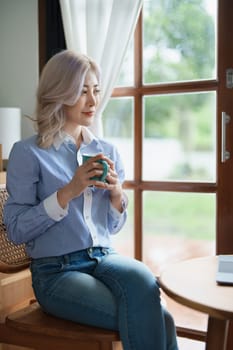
[216,255,233,285]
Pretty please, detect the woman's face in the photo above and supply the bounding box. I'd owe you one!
[64,69,101,129]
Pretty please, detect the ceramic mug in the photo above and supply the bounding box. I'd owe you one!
[82,154,108,182]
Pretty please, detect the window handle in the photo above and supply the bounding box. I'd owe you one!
[226,68,233,89]
[221,112,231,163]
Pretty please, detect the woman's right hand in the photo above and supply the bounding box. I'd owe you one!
[57,153,107,208]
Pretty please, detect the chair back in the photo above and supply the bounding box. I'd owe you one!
[0,185,31,274]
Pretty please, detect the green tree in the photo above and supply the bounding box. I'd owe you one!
[144,0,215,83]
[143,0,215,151]
[103,0,215,153]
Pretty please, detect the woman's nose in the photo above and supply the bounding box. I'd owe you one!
[87,92,96,106]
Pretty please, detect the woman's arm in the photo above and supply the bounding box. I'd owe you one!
[4,141,66,244]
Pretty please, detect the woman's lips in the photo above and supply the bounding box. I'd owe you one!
[83,111,95,117]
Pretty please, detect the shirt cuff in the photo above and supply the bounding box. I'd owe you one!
[43,192,68,221]
[109,192,128,219]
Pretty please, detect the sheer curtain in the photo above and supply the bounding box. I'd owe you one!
[59,0,142,136]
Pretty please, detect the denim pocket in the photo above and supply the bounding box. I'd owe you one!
[30,260,63,285]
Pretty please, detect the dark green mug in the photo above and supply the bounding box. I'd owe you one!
[82,154,108,182]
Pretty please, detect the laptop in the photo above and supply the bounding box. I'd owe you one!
[216,255,233,285]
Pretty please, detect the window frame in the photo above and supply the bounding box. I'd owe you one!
[112,11,218,261]
[111,3,233,344]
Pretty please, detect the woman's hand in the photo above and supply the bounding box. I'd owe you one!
[57,153,125,212]
[57,154,109,208]
[100,156,125,213]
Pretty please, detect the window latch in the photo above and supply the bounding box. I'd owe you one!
[226,68,233,89]
[221,112,231,163]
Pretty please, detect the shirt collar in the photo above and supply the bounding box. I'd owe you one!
[53,127,97,150]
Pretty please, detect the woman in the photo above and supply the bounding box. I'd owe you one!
[4,50,178,350]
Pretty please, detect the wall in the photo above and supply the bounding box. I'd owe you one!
[0,0,38,139]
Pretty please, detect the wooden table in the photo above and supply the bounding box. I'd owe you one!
[159,256,233,350]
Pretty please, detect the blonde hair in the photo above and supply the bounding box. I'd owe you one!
[35,50,101,148]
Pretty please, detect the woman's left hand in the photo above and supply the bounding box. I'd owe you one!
[94,156,125,213]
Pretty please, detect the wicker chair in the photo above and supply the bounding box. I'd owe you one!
[0,185,121,350]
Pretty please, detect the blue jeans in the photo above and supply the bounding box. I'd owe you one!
[30,247,178,350]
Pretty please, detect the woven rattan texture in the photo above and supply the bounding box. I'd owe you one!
[0,187,30,266]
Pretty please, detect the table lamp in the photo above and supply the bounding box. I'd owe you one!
[0,107,21,171]
[0,144,2,171]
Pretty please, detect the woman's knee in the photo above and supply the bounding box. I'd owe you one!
[98,254,161,298]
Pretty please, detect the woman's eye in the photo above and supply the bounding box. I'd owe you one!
[81,88,100,95]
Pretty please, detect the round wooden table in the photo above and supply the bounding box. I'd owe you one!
[159,256,233,350]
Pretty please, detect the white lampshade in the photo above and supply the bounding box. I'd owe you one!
[0,107,21,159]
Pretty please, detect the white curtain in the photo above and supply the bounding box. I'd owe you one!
[60,0,143,136]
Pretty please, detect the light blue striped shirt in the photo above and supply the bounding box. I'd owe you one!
[4,127,127,258]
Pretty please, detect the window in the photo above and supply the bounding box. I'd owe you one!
[103,0,233,346]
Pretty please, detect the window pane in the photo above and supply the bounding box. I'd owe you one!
[103,97,134,180]
[112,190,134,258]
[143,92,216,182]
[143,191,215,331]
[143,0,217,84]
